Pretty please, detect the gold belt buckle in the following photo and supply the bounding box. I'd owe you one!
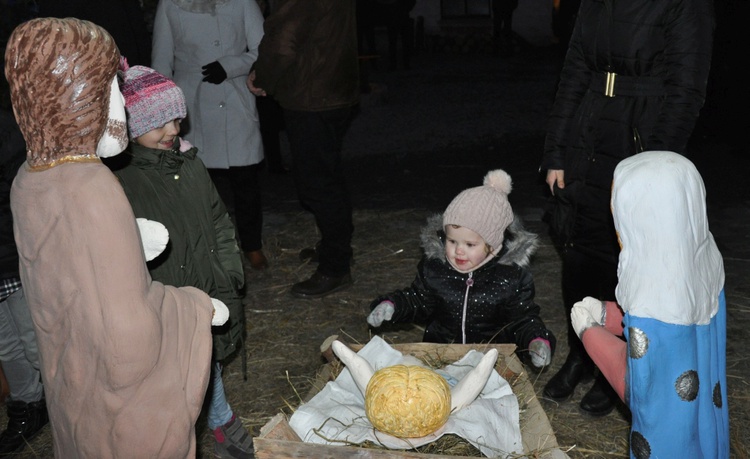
[605,72,616,97]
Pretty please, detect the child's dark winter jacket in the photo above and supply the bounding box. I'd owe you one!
[109,139,244,361]
[370,214,556,366]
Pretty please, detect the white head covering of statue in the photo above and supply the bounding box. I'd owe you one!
[612,150,724,325]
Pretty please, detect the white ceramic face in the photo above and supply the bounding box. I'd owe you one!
[444,225,490,271]
[96,76,129,158]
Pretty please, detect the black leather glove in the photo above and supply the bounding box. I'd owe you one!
[201,61,227,84]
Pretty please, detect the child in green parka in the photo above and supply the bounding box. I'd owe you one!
[108,60,254,459]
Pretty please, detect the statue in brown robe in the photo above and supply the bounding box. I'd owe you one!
[5,17,214,458]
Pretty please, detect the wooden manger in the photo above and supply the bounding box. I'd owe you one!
[255,339,568,459]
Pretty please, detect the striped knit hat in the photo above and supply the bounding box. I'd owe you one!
[118,58,187,139]
[443,169,514,254]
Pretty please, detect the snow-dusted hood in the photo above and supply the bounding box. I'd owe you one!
[420,213,538,271]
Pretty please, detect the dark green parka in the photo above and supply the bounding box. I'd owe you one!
[110,139,244,361]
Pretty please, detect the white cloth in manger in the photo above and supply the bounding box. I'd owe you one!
[289,336,524,457]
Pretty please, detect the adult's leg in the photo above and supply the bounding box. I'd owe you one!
[257,96,286,174]
[208,168,234,214]
[228,164,263,253]
[284,108,355,288]
[544,248,618,404]
[399,14,414,69]
[0,289,42,403]
[209,166,266,269]
[0,288,47,454]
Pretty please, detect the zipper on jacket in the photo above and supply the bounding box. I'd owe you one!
[461,272,474,344]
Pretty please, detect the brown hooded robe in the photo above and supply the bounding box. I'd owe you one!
[5,18,213,458]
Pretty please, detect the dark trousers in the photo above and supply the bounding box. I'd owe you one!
[283,107,355,277]
[257,95,286,172]
[561,247,618,354]
[493,0,518,49]
[208,164,263,252]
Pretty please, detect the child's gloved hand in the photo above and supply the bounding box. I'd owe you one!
[211,298,229,326]
[367,301,394,327]
[529,338,551,368]
[136,218,169,261]
[571,296,605,339]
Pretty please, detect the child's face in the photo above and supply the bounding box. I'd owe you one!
[444,225,490,270]
[135,120,181,150]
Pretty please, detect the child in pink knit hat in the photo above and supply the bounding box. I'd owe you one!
[107,60,254,459]
[367,170,556,371]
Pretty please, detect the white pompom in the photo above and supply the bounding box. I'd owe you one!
[483,169,512,195]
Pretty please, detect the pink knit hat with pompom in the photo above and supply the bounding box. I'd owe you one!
[118,58,187,139]
[443,169,514,253]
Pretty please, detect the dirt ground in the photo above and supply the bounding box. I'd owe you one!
[3,45,749,458]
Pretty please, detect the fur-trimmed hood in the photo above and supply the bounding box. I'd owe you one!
[420,213,538,268]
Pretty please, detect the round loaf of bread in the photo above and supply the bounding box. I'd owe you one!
[365,365,451,438]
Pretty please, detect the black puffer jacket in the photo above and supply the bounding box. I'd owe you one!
[370,215,556,366]
[541,0,714,261]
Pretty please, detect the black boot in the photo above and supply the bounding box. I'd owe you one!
[579,373,617,416]
[0,399,49,454]
[543,348,593,400]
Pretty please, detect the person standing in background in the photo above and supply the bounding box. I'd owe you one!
[540,0,714,416]
[492,0,519,56]
[247,0,359,298]
[152,0,269,270]
[254,0,288,175]
[0,78,47,456]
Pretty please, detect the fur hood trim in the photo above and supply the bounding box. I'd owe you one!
[420,213,538,268]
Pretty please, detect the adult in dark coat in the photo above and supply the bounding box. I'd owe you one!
[540,0,714,416]
[249,0,360,298]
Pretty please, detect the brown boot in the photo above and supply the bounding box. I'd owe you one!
[245,250,268,270]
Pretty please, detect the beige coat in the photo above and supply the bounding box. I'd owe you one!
[11,162,213,457]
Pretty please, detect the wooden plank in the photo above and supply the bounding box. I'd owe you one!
[258,413,301,442]
[255,427,482,459]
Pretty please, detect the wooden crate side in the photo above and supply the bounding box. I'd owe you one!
[254,416,482,459]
